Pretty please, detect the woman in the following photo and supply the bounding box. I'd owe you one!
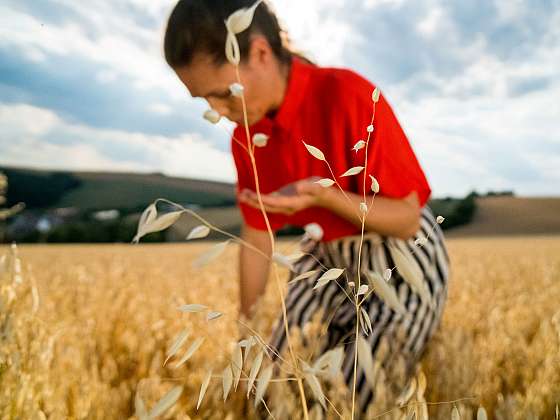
[164,0,450,415]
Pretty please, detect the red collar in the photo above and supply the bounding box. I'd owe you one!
[245,57,314,133]
[236,57,315,134]
[257,56,313,132]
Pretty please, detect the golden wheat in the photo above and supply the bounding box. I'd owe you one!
[0,235,559,419]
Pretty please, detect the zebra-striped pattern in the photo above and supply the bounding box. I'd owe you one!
[267,205,450,415]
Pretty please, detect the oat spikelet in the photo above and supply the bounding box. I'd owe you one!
[225,31,240,65]
[372,87,380,102]
[327,346,344,378]
[418,401,428,420]
[416,370,427,399]
[352,140,366,152]
[134,210,182,243]
[357,284,368,296]
[304,370,326,410]
[340,166,364,177]
[138,203,157,228]
[360,306,372,336]
[134,392,149,420]
[477,406,488,420]
[383,268,392,281]
[197,369,212,410]
[369,175,380,193]
[315,178,335,188]
[304,223,324,241]
[187,225,210,240]
[289,270,320,285]
[272,252,294,271]
[357,335,379,389]
[240,336,256,364]
[451,406,460,420]
[254,364,273,407]
[203,109,221,124]
[148,386,183,418]
[192,240,230,268]
[173,337,204,369]
[303,141,326,161]
[396,377,417,407]
[314,268,345,289]
[389,246,433,308]
[222,365,233,402]
[232,343,243,391]
[164,329,189,366]
[207,311,223,321]
[252,133,269,147]
[225,0,263,34]
[177,304,207,313]
[247,350,264,398]
[365,270,406,315]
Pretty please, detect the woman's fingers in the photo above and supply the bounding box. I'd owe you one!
[241,189,292,208]
[260,194,297,208]
[240,188,317,215]
[240,193,292,214]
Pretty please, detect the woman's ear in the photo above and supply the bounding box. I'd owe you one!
[247,34,274,67]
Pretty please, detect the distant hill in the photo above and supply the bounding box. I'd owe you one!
[166,195,560,240]
[4,166,559,241]
[166,206,243,241]
[445,196,560,237]
[1,166,236,211]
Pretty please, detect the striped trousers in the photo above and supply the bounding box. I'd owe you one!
[267,205,450,416]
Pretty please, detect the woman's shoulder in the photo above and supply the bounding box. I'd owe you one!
[309,63,378,100]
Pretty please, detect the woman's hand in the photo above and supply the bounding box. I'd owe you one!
[238,176,326,215]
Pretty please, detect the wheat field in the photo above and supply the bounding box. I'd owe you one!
[1,235,559,419]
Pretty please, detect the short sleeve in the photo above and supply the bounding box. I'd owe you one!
[231,132,287,231]
[351,87,432,207]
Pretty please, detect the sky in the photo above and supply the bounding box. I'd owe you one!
[1,0,559,198]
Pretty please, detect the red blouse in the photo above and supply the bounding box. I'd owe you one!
[231,56,431,241]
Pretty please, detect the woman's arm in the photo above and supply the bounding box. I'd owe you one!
[317,187,421,241]
[239,181,422,241]
[239,222,273,318]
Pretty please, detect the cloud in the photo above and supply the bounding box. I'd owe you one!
[0,0,367,149]
[390,59,560,196]
[1,0,559,198]
[363,0,407,10]
[339,0,560,196]
[271,0,365,65]
[148,103,174,115]
[0,46,220,144]
[0,1,175,94]
[0,103,236,182]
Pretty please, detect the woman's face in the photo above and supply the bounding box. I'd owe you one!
[174,38,280,126]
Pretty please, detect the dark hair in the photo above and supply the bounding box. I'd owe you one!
[164,0,314,68]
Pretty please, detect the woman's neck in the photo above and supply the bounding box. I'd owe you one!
[265,56,292,119]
